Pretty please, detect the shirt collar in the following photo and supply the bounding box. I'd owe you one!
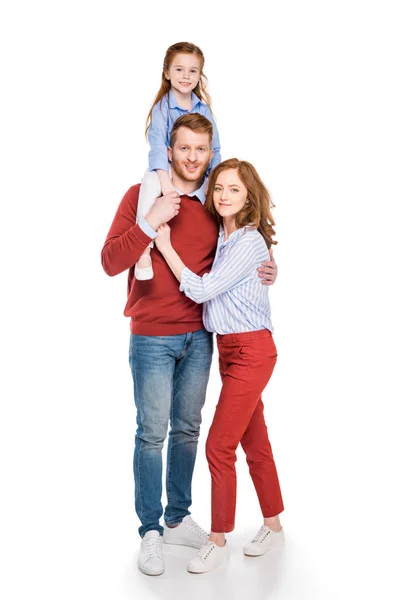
[219,225,255,245]
[175,177,207,205]
[169,90,204,111]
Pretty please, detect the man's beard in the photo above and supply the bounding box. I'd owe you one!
[171,159,208,183]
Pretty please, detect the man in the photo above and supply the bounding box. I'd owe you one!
[101,114,277,576]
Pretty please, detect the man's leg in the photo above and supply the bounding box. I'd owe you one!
[129,333,176,537]
[164,328,213,525]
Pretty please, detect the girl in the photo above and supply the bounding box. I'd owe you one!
[135,41,221,280]
[154,159,285,574]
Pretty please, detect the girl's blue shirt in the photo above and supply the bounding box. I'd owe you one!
[148,91,221,174]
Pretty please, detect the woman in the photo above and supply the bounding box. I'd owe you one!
[155,158,284,574]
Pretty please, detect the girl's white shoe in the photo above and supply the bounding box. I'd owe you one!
[187,540,229,574]
[135,254,154,280]
[243,525,285,556]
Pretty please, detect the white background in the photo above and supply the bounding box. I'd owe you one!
[1,1,399,599]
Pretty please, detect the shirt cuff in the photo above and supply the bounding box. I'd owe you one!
[148,155,170,173]
[179,267,194,293]
[138,217,158,239]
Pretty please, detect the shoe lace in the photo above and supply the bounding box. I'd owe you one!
[144,537,162,559]
[195,541,215,561]
[252,526,271,543]
[186,517,208,538]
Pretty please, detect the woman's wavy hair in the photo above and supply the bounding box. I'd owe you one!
[206,159,277,248]
[145,42,212,139]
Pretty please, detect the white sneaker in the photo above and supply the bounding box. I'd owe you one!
[243,525,285,556]
[187,541,229,574]
[138,530,164,576]
[135,254,153,280]
[163,515,208,549]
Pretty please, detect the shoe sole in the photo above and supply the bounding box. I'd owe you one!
[187,558,229,574]
[139,570,164,576]
[138,566,164,576]
[163,538,203,549]
[243,540,285,557]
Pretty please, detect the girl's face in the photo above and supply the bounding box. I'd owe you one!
[166,53,201,96]
[213,169,248,219]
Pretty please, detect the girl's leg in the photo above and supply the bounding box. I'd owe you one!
[135,170,162,280]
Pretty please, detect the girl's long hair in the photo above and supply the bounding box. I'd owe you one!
[206,159,277,248]
[145,42,212,139]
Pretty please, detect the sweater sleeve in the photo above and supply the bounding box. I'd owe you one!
[179,236,259,303]
[101,185,153,276]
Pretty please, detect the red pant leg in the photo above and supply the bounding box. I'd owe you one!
[206,330,282,533]
[241,398,284,517]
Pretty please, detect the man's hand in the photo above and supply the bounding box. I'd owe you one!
[257,246,278,286]
[155,224,172,253]
[145,191,181,231]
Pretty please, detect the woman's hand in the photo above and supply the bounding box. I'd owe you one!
[155,224,172,253]
[154,223,185,282]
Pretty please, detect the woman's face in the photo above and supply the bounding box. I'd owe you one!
[213,169,248,219]
[165,53,201,96]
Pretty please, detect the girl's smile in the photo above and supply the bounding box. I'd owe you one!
[166,53,201,97]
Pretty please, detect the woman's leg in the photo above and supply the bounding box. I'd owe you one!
[240,397,284,522]
[188,331,279,574]
[238,332,285,556]
[206,331,278,538]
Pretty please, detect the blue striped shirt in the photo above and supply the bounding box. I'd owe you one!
[179,226,273,335]
[148,91,221,173]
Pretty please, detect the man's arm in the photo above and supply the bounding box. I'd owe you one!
[257,246,278,285]
[101,186,180,277]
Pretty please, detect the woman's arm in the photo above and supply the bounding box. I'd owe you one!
[153,224,186,280]
[155,225,257,303]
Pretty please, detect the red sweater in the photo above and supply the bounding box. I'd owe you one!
[101,184,219,335]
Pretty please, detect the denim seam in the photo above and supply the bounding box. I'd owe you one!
[132,352,145,526]
[167,392,175,514]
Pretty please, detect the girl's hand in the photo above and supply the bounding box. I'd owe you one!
[155,224,172,253]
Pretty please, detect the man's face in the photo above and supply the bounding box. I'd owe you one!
[168,127,214,184]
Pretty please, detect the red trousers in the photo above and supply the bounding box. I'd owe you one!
[206,329,284,533]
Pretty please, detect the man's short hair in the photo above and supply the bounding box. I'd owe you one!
[170,113,213,149]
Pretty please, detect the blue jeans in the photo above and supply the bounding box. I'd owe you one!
[129,329,213,537]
